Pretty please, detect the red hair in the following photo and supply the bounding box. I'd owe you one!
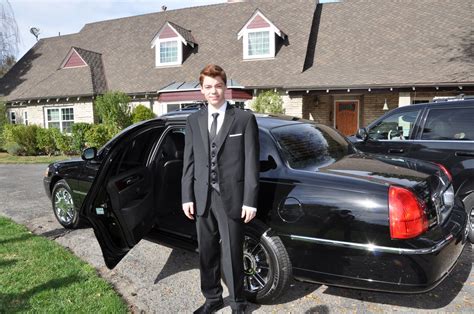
[199,64,227,86]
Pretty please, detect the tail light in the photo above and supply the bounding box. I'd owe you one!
[389,186,428,239]
[435,163,452,182]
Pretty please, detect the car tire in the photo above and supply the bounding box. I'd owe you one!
[463,193,474,243]
[226,220,292,304]
[52,179,80,229]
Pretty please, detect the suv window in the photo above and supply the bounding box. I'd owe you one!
[368,109,420,141]
[421,107,474,141]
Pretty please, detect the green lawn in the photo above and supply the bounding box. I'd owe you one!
[0,216,128,313]
[0,152,78,164]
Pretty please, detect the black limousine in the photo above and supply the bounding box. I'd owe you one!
[44,111,470,303]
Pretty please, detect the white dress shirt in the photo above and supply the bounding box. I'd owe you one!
[207,101,227,135]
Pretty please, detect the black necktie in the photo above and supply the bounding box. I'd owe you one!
[210,112,219,141]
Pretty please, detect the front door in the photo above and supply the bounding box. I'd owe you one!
[335,101,358,136]
[81,124,166,269]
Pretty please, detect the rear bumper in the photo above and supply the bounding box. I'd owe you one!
[281,205,468,293]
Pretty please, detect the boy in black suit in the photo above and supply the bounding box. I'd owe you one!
[181,64,259,314]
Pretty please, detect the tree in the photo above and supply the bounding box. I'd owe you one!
[0,54,15,77]
[0,0,19,77]
[94,91,132,132]
[251,90,285,114]
[131,104,155,124]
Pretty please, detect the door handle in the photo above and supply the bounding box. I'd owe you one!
[455,151,474,157]
[388,148,404,154]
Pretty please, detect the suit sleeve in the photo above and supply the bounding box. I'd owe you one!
[243,114,260,208]
[181,116,195,204]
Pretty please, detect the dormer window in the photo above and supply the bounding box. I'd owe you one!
[238,10,286,60]
[160,40,179,64]
[151,21,196,67]
[248,31,271,57]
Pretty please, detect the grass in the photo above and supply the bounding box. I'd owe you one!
[0,216,128,313]
[0,152,78,164]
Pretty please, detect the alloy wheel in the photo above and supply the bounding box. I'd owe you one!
[243,235,272,293]
[54,187,75,225]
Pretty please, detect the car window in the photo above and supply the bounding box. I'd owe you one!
[111,128,164,175]
[368,109,420,141]
[421,107,474,141]
[271,123,350,170]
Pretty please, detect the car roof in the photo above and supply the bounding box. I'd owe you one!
[393,99,474,110]
[157,108,314,131]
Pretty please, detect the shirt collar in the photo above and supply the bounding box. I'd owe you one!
[208,102,227,116]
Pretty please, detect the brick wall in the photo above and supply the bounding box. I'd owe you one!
[305,94,332,126]
[362,93,398,126]
[282,94,303,117]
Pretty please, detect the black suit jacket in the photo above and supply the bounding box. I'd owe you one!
[181,105,260,219]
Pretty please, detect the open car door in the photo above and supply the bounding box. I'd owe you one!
[81,123,166,269]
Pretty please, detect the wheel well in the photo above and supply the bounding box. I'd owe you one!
[49,175,63,193]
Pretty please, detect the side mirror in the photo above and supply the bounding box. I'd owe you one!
[81,147,97,161]
[260,155,277,172]
[356,128,369,142]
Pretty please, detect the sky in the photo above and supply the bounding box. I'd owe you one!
[9,0,224,60]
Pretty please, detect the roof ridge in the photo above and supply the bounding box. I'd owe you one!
[80,2,230,30]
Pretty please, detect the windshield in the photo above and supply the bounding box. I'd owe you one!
[271,123,352,170]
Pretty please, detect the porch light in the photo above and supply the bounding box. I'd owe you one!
[383,99,389,111]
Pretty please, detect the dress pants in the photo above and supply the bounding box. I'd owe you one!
[196,189,246,311]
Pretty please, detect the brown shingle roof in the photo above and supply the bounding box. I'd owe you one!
[167,21,197,46]
[1,0,472,102]
[297,0,474,89]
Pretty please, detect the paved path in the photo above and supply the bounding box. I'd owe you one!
[1,163,473,313]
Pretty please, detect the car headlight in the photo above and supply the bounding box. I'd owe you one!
[443,185,455,208]
[44,167,50,178]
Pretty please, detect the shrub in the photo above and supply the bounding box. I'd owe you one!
[51,128,75,155]
[2,124,39,155]
[36,128,57,156]
[85,124,113,149]
[0,101,7,151]
[251,90,285,114]
[131,104,155,124]
[72,123,92,153]
[95,91,132,130]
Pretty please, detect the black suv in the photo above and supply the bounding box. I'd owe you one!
[349,99,474,241]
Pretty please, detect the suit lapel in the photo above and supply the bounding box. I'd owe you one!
[215,106,235,155]
[198,108,209,156]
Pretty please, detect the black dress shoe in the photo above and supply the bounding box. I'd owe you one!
[193,299,224,314]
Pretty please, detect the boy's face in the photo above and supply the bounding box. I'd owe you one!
[200,75,227,108]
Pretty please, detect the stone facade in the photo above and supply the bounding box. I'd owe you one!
[279,90,470,132]
[281,94,303,117]
[6,101,94,129]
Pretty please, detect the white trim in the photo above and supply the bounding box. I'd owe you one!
[60,48,88,69]
[9,111,16,124]
[333,99,360,131]
[238,10,284,61]
[243,28,275,60]
[150,22,189,48]
[154,38,182,67]
[237,10,282,39]
[44,106,75,134]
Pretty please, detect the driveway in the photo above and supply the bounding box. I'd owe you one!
[1,163,473,313]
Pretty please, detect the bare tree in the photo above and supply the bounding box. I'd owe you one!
[0,0,19,76]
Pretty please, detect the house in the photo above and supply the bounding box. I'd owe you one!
[1,0,472,135]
